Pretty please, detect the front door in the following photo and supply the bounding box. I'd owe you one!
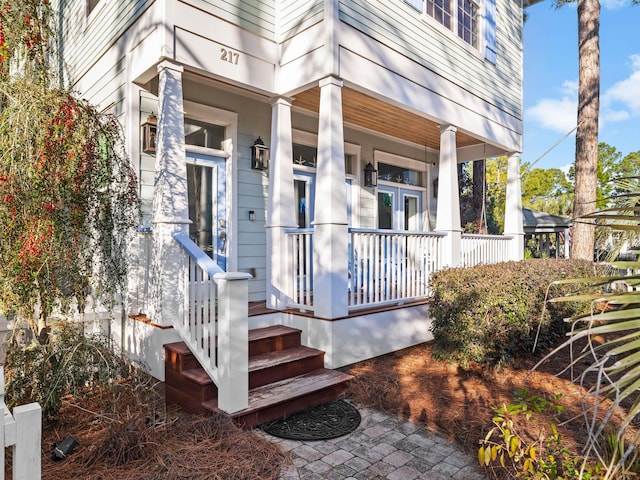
[186,150,227,270]
[378,186,423,231]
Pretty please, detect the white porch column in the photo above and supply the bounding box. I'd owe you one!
[504,152,525,261]
[313,76,349,319]
[150,60,190,326]
[266,97,297,310]
[435,125,461,267]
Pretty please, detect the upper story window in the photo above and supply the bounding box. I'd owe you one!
[457,0,479,48]
[404,0,489,55]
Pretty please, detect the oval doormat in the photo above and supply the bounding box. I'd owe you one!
[259,400,361,441]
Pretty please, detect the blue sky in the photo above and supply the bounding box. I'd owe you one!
[522,0,640,172]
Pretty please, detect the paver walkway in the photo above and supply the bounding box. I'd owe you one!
[258,403,486,480]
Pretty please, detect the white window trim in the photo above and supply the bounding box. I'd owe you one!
[405,0,486,59]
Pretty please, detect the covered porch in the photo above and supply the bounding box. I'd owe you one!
[266,78,525,319]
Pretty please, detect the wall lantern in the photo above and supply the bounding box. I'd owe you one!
[142,113,157,154]
[251,137,270,170]
[364,162,378,187]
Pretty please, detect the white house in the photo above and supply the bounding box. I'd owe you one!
[57,0,528,423]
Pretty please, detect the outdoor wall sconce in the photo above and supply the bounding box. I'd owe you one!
[142,113,157,154]
[249,210,256,221]
[251,137,270,170]
[364,162,378,187]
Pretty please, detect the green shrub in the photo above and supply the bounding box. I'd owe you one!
[429,259,597,367]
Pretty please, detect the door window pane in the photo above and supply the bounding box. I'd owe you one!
[294,179,308,228]
[404,196,420,230]
[378,192,394,229]
[187,164,214,256]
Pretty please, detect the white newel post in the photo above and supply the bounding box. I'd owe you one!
[150,60,190,326]
[435,125,462,268]
[313,76,349,319]
[504,152,524,261]
[0,367,41,480]
[266,97,297,310]
[215,272,252,413]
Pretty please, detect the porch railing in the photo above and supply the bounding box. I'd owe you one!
[461,233,512,267]
[349,229,445,309]
[0,367,41,480]
[172,232,249,414]
[284,228,446,311]
[286,228,314,311]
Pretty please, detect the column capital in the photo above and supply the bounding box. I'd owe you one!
[270,95,294,107]
[157,60,184,74]
[319,75,343,89]
[439,124,457,134]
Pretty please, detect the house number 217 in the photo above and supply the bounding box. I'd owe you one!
[220,48,239,65]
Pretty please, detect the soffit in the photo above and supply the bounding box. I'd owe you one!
[293,87,478,151]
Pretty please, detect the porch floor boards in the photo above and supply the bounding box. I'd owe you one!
[164,325,353,428]
[249,297,429,320]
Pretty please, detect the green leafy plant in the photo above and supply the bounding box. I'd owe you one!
[534,173,640,479]
[479,389,604,479]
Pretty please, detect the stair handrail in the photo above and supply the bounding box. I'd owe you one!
[172,231,251,414]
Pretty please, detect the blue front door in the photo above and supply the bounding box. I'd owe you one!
[186,151,227,270]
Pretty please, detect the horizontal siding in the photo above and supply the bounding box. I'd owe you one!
[278,0,324,42]
[58,0,152,84]
[184,0,276,39]
[338,0,522,119]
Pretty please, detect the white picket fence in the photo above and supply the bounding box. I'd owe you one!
[0,368,41,480]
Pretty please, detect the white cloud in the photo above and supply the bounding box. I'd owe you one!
[529,55,640,134]
[526,97,577,133]
[601,0,632,9]
[602,54,640,117]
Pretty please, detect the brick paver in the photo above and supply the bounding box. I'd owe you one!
[258,403,486,479]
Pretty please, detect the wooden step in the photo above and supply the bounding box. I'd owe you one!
[202,369,354,429]
[248,325,301,356]
[248,345,325,389]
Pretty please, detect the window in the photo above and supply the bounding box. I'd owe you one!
[405,0,488,55]
[378,163,423,187]
[185,119,225,149]
[458,0,479,48]
[426,0,451,29]
[292,143,354,174]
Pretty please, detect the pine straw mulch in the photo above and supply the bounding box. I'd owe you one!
[343,336,638,472]
[36,336,637,479]
[39,379,286,480]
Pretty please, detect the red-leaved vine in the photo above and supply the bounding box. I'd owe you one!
[0,0,138,339]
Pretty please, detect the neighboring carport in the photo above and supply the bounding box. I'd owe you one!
[523,208,572,258]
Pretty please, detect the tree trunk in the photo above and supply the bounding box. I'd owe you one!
[571,0,600,261]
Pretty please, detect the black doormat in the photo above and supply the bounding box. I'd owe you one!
[259,400,361,441]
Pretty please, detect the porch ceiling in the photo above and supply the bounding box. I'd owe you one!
[292,87,478,151]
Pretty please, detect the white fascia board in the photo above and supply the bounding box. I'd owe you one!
[174,1,278,62]
[277,23,330,95]
[175,27,275,94]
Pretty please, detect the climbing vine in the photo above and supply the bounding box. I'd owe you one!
[0,0,138,339]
